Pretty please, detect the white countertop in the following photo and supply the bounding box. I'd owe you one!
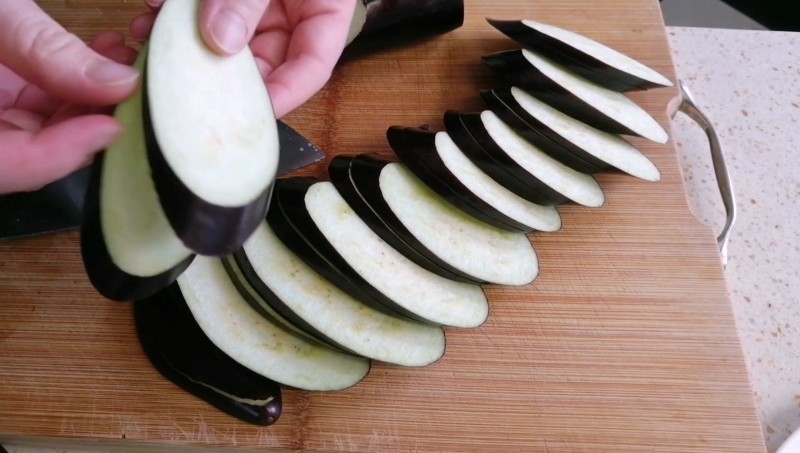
[667,26,800,453]
[4,25,799,453]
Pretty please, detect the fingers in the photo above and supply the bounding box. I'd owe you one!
[0,1,139,106]
[200,0,270,55]
[0,115,121,194]
[257,0,356,118]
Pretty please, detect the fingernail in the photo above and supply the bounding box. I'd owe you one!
[209,9,248,54]
[85,60,139,86]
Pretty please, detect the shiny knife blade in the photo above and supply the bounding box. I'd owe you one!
[0,120,324,240]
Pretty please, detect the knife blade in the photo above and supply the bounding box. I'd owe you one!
[0,120,324,240]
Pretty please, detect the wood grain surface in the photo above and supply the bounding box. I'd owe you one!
[0,0,765,451]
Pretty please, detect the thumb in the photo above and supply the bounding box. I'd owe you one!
[200,0,270,55]
[0,1,139,106]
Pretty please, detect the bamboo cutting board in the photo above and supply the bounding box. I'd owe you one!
[0,0,765,451]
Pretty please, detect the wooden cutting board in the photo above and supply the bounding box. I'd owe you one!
[0,1,765,451]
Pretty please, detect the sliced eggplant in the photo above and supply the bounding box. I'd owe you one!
[386,129,527,233]
[492,87,661,182]
[277,179,489,328]
[443,111,554,205]
[81,47,194,302]
[349,156,539,285]
[145,0,279,256]
[134,285,282,426]
[341,0,465,62]
[268,178,424,322]
[178,257,370,391]
[480,88,605,173]
[487,18,673,91]
[466,111,605,208]
[329,155,475,283]
[429,130,562,232]
[482,49,669,144]
[233,222,446,366]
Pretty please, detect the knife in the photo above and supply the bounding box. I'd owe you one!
[0,120,324,240]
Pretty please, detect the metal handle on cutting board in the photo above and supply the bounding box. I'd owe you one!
[671,80,737,268]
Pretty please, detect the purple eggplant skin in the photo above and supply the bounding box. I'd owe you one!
[339,0,464,63]
[482,50,645,138]
[134,284,282,426]
[224,254,353,354]
[269,178,433,324]
[329,155,477,283]
[142,82,272,257]
[346,154,484,283]
[385,127,533,233]
[479,89,608,173]
[80,153,195,302]
[459,111,570,205]
[487,18,664,92]
[442,111,557,206]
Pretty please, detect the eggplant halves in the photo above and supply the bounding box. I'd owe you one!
[134,284,282,426]
[487,18,673,91]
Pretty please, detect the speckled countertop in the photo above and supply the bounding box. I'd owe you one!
[667,26,800,452]
[3,25,798,453]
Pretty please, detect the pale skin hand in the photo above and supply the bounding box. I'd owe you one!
[0,1,140,194]
[132,0,357,118]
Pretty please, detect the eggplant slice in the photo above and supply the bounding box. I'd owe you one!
[483,49,669,144]
[233,222,446,366]
[329,155,476,282]
[466,111,605,208]
[178,257,370,391]
[145,0,279,256]
[134,285,282,426]
[277,178,488,328]
[484,88,661,182]
[443,111,555,205]
[350,157,539,285]
[487,18,673,91]
[341,0,465,61]
[81,47,194,302]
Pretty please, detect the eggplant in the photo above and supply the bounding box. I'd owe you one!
[388,127,562,233]
[346,155,539,286]
[81,47,194,302]
[464,110,605,208]
[485,87,661,182]
[480,89,605,173]
[482,49,669,143]
[268,177,422,322]
[134,285,282,426]
[145,0,279,256]
[341,0,465,62]
[177,257,370,391]
[230,221,446,366]
[274,178,489,328]
[443,110,555,205]
[329,155,476,282]
[487,18,673,92]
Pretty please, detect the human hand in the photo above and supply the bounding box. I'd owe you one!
[131,0,357,118]
[0,1,140,195]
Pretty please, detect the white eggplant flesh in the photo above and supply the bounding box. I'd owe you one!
[521,49,668,144]
[241,223,446,367]
[480,111,605,208]
[305,182,488,328]
[434,132,562,232]
[179,258,370,391]
[100,46,191,277]
[510,87,661,182]
[378,163,539,286]
[147,0,279,207]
